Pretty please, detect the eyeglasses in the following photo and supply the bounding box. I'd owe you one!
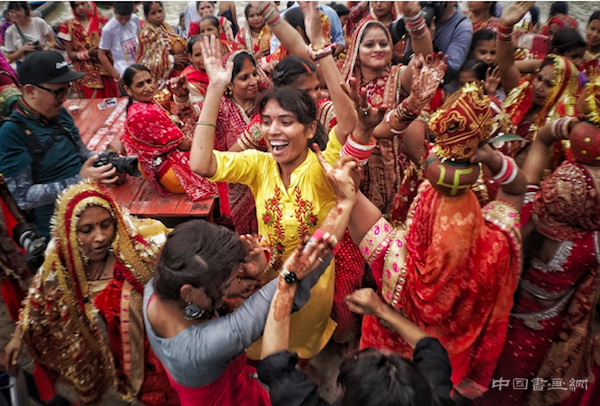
[34,83,71,100]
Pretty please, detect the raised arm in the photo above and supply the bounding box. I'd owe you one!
[345,288,429,348]
[253,1,311,60]
[497,1,535,94]
[399,2,435,92]
[189,35,230,177]
[471,144,527,212]
[521,117,578,186]
[299,1,357,139]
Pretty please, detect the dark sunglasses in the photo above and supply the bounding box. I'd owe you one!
[34,83,71,99]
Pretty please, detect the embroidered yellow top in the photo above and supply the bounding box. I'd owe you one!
[209,128,343,359]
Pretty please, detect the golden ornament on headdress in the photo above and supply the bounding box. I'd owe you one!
[582,77,600,127]
[428,82,494,161]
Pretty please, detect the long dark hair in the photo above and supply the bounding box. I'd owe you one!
[257,86,327,151]
[154,220,246,308]
[123,63,151,111]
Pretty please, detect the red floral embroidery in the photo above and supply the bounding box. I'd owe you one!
[294,186,318,237]
[263,187,285,270]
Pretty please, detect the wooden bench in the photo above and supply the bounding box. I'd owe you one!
[64,98,217,222]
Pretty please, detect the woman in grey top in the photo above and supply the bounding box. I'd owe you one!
[143,218,340,406]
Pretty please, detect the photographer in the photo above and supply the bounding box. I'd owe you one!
[2,1,56,63]
[0,51,117,238]
[400,2,472,88]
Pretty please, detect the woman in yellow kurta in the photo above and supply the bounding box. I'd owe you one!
[189,28,358,360]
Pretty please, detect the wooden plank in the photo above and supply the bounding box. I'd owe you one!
[72,98,215,220]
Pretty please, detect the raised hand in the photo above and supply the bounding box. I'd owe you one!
[410,52,447,105]
[169,75,189,98]
[401,1,422,18]
[282,231,336,280]
[299,1,325,44]
[345,77,387,133]
[500,1,535,27]
[483,66,501,95]
[240,234,267,277]
[315,146,358,204]
[199,35,232,92]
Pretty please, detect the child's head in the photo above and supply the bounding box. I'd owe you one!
[179,12,185,27]
[458,58,489,87]
[199,15,220,37]
[469,29,496,65]
[551,28,587,68]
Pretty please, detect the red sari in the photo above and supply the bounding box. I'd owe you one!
[475,163,600,406]
[58,2,117,98]
[122,101,217,202]
[136,22,185,86]
[502,55,579,165]
[341,20,408,216]
[359,183,522,399]
[95,262,179,405]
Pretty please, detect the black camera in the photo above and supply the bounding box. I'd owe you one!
[389,1,448,44]
[93,150,141,177]
[13,223,48,271]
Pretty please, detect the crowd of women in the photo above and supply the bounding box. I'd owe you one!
[0,1,599,405]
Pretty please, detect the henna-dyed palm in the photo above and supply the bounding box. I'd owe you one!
[345,77,387,132]
[410,52,448,103]
[314,145,358,203]
[283,234,332,280]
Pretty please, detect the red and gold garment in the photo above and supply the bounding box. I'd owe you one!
[341,20,407,216]
[502,55,579,161]
[540,14,578,37]
[359,183,522,399]
[57,2,117,98]
[122,100,217,202]
[189,16,235,41]
[475,163,600,406]
[19,182,177,404]
[235,24,271,56]
[471,17,499,32]
[136,22,185,86]
[181,65,209,103]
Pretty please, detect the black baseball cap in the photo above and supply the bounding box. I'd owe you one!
[17,51,85,85]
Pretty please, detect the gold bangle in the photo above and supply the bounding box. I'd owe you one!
[196,122,216,127]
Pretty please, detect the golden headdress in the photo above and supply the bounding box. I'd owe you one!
[429,83,494,162]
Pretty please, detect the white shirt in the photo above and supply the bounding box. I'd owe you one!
[3,17,51,59]
[98,14,140,75]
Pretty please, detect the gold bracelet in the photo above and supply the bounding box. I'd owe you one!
[196,122,216,127]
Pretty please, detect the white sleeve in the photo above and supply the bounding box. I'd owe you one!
[3,28,17,53]
[37,18,52,36]
[98,23,113,50]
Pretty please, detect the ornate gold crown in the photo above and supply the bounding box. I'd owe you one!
[428,83,494,161]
